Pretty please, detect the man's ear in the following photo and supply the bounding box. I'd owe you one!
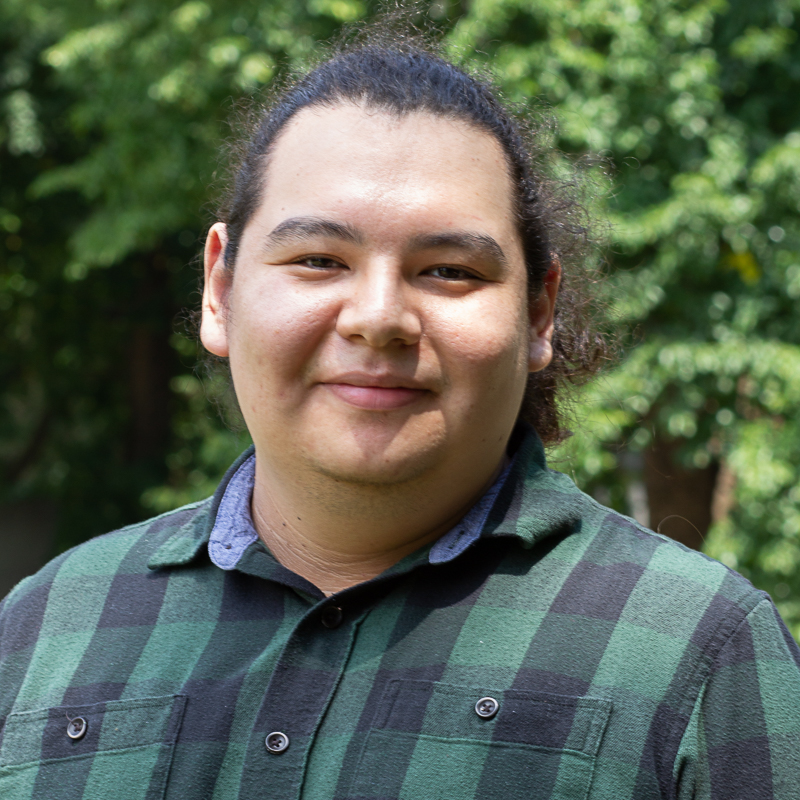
[200,222,232,358]
[528,259,561,373]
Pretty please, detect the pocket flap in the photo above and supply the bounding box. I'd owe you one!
[1,694,187,767]
[376,680,611,756]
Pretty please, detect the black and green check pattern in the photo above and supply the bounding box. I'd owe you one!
[2,427,799,799]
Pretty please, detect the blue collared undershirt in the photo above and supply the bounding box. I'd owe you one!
[208,452,513,572]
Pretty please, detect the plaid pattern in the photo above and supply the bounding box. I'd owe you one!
[1,426,799,800]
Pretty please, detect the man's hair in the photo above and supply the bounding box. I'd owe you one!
[213,30,610,445]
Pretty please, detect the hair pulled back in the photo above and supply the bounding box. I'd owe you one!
[216,33,609,445]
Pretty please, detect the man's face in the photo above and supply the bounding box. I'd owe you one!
[202,104,556,486]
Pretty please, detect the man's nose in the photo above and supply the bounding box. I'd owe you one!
[335,263,422,348]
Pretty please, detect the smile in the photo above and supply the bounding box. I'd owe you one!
[323,382,429,411]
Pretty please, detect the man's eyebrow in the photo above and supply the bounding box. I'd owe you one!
[409,231,509,269]
[263,217,364,248]
[263,220,508,268]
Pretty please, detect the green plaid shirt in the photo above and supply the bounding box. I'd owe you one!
[2,427,799,800]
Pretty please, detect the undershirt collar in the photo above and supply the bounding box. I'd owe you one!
[208,453,514,572]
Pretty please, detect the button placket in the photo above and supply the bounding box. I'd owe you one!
[240,596,365,795]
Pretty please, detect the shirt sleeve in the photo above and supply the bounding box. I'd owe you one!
[675,596,800,800]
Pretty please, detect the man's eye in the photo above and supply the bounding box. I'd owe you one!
[298,256,344,270]
[428,266,474,280]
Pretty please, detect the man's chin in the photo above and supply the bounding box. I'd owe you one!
[297,414,448,487]
[308,448,439,488]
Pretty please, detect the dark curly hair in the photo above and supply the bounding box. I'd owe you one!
[212,32,609,445]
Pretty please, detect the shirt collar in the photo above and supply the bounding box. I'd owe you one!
[148,424,594,572]
[147,446,254,570]
[204,449,516,572]
[480,423,593,547]
[207,454,258,569]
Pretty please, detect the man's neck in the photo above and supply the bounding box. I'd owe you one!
[250,454,506,596]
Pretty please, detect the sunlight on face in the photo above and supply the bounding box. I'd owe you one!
[204,104,547,486]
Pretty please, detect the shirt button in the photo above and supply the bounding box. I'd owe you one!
[66,717,88,740]
[475,697,499,719]
[320,605,343,629]
[265,731,290,753]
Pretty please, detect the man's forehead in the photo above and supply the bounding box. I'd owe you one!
[265,102,512,192]
[252,103,521,255]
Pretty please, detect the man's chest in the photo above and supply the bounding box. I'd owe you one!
[1,545,703,800]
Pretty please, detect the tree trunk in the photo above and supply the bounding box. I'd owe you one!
[126,255,173,462]
[643,436,719,550]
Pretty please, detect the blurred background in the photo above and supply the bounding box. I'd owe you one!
[2,0,800,639]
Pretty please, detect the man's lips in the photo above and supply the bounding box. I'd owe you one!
[322,379,429,410]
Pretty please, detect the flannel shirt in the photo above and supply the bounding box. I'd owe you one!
[1,425,799,800]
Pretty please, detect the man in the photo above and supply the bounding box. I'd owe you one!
[1,43,799,800]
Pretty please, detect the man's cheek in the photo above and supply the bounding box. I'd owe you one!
[233,305,317,368]
[448,324,525,373]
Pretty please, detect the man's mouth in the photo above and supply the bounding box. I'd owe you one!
[325,384,427,410]
[321,373,430,410]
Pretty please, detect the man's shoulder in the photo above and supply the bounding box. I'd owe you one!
[512,463,761,607]
[482,484,787,717]
[0,499,213,617]
[549,489,768,632]
[0,498,222,718]
[491,463,767,657]
[494,459,767,630]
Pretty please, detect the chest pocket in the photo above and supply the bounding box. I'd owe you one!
[0,694,186,800]
[349,680,611,800]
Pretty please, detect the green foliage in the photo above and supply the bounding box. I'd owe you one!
[0,0,369,547]
[2,0,800,637]
[447,0,800,635]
